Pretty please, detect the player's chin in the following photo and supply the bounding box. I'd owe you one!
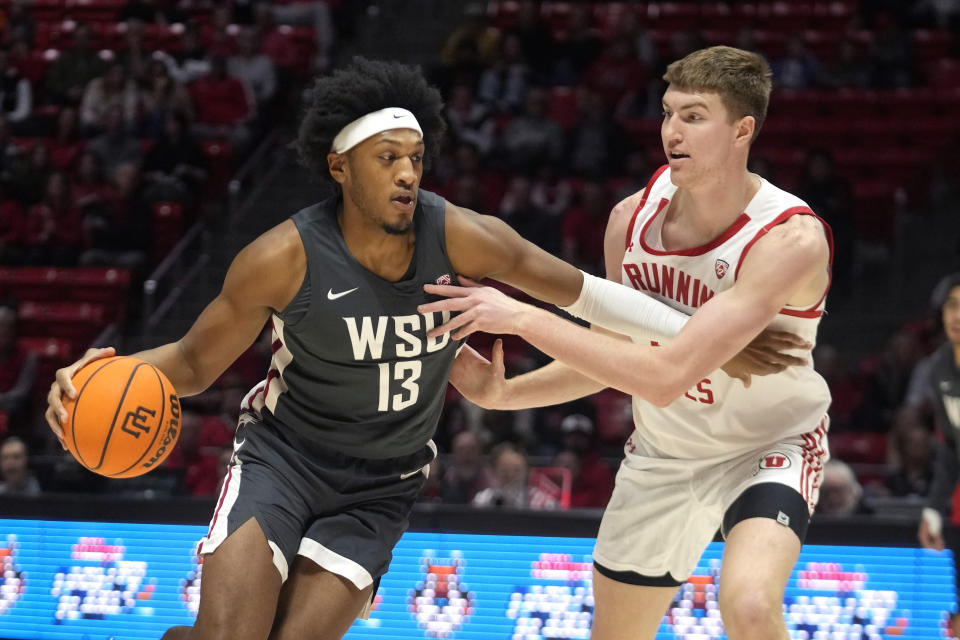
[382,216,414,236]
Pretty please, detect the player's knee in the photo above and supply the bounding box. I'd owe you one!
[718,588,781,637]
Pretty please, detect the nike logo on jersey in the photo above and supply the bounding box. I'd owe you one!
[328,287,359,300]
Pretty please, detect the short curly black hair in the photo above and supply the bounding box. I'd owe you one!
[295,57,446,186]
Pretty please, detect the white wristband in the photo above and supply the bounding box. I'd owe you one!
[559,271,689,337]
[923,507,943,536]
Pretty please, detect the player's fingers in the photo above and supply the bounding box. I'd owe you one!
[44,406,65,444]
[452,320,479,341]
[492,338,505,371]
[418,299,473,316]
[54,367,78,399]
[423,283,474,297]
[759,331,812,349]
[427,310,474,339]
[48,381,69,422]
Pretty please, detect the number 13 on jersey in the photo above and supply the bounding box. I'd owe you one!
[378,361,421,412]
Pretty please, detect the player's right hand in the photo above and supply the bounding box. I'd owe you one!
[449,340,507,409]
[45,347,116,448]
[918,515,946,551]
[722,329,811,387]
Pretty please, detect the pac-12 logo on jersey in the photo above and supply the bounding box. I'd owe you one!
[715,259,729,279]
[435,273,452,285]
[759,452,791,470]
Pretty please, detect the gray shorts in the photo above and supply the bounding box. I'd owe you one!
[197,412,435,591]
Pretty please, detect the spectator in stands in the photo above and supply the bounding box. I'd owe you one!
[555,414,613,509]
[798,149,855,296]
[79,161,149,273]
[44,23,107,107]
[473,442,557,509]
[566,89,625,178]
[918,274,960,602]
[139,59,193,139]
[439,2,500,90]
[823,38,871,89]
[0,306,37,425]
[561,180,609,273]
[530,164,571,219]
[853,329,922,432]
[886,408,934,497]
[0,115,24,192]
[116,18,152,82]
[142,111,207,208]
[3,1,36,48]
[48,107,83,171]
[7,34,44,96]
[0,180,25,265]
[86,104,144,178]
[118,0,186,25]
[477,33,531,114]
[17,141,53,206]
[270,0,335,72]
[817,460,872,516]
[0,47,33,127]
[444,83,495,158]
[72,150,115,217]
[189,54,253,154]
[583,36,647,110]
[442,430,494,504]
[771,32,822,89]
[24,170,83,265]
[253,3,300,73]
[610,150,649,203]
[500,175,559,255]
[80,62,141,135]
[156,22,210,85]
[0,436,41,496]
[550,4,603,86]
[868,11,917,88]
[500,86,563,172]
[813,344,860,432]
[205,6,236,58]
[228,26,278,114]
[506,0,555,79]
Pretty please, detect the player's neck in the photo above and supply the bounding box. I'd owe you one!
[667,170,759,247]
[337,204,415,282]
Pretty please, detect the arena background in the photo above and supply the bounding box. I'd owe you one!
[1,0,959,638]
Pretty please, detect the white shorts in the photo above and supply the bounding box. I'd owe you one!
[593,418,829,584]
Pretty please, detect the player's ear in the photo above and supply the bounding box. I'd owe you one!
[734,115,755,147]
[327,152,348,185]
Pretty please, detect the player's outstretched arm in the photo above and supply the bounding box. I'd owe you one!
[45,220,305,444]
[427,214,828,407]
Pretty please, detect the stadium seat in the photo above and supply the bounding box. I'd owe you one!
[59,267,130,322]
[17,301,107,344]
[0,266,63,302]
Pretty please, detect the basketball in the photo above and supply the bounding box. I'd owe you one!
[62,356,181,478]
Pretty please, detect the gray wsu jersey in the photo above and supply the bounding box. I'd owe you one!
[245,189,461,459]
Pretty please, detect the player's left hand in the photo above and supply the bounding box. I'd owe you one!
[420,277,530,340]
[722,329,810,387]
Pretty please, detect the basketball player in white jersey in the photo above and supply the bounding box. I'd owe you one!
[422,46,832,640]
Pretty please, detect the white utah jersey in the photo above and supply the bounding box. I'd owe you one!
[622,166,833,460]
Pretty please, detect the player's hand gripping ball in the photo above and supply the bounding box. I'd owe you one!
[61,356,181,478]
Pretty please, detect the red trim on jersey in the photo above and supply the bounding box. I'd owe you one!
[639,205,751,257]
[625,165,669,251]
[199,465,235,555]
[733,206,834,317]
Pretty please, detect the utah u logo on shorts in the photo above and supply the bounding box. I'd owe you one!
[759,452,791,470]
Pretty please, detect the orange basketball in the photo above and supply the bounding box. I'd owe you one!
[62,356,181,478]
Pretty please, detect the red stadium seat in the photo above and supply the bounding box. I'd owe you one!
[65,0,125,23]
[59,267,130,322]
[828,432,888,465]
[547,86,580,130]
[17,301,107,344]
[0,266,63,302]
[200,140,232,195]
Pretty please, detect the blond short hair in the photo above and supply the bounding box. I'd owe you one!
[663,45,772,142]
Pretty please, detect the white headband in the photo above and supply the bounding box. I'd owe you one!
[330,108,423,153]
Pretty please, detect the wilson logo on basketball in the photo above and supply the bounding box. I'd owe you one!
[760,453,791,469]
[121,406,156,438]
[715,259,729,279]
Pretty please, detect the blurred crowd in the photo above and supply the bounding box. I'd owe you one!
[1,0,960,517]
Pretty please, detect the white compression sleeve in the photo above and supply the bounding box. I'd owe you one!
[559,271,689,337]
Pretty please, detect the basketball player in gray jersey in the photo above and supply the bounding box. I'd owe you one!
[44,58,804,640]
[918,273,960,635]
